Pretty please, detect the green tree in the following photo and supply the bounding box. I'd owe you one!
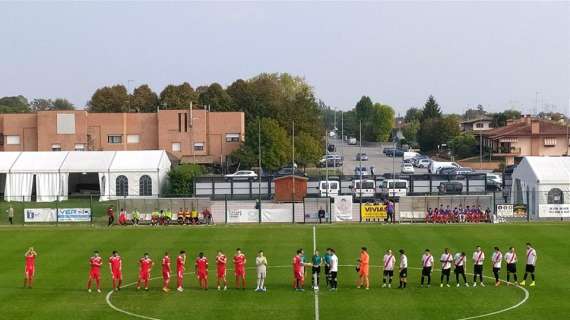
[88,85,129,112]
[418,116,460,152]
[371,103,395,142]
[0,95,30,113]
[294,132,322,167]
[491,109,521,127]
[449,133,478,159]
[167,164,204,196]
[52,98,75,110]
[231,118,291,171]
[159,82,198,109]
[464,104,486,120]
[198,83,234,112]
[402,119,420,143]
[404,107,422,123]
[131,84,158,112]
[422,95,442,120]
[30,98,52,112]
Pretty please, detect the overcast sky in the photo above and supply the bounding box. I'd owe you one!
[1,1,568,115]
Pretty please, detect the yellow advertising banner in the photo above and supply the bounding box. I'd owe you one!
[361,203,387,220]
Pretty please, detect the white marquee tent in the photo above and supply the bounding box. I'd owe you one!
[2,150,171,202]
[511,156,570,218]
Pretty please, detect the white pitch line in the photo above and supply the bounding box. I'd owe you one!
[312,224,319,320]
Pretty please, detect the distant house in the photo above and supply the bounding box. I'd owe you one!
[460,117,493,132]
[482,116,570,165]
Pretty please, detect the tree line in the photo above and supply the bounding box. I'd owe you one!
[0,96,74,113]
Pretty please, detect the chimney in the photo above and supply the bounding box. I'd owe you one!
[531,119,540,135]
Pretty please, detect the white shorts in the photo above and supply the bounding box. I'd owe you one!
[257,270,266,278]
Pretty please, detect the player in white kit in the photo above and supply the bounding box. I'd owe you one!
[520,243,537,287]
[382,249,395,288]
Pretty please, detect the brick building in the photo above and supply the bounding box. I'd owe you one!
[0,108,245,164]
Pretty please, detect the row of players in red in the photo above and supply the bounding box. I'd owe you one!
[425,206,491,224]
[23,248,247,292]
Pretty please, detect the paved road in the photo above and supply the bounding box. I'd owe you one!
[327,138,429,176]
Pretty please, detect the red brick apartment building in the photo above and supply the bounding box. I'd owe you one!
[0,109,245,164]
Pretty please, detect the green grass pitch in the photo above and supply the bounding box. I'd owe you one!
[0,223,568,320]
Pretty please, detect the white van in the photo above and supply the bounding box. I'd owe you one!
[380,179,408,198]
[352,179,375,198]
[428,161,460,174]
[403,152,420,161]
[318,180,340,197]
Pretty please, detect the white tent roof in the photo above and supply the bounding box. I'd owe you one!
[0,152,22,173]
[10,151,69,173]
[513,157,570,185]
[59,151,116,173]
[3,150,170,174]
[109,150,169,172]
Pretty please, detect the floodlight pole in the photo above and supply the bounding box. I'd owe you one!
[258,117,262,223]
[359,120,363,222]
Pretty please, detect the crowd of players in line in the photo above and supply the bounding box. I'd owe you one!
[425,205,492,224]
[22,243,537,293]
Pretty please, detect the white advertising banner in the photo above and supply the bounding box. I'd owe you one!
[227,208,259,223]
[539,204,570,218]
[496,204,514,217]
[332,196,353,221]
[261,208,292,223]
[24,208,57,222]
[57,208,91,222]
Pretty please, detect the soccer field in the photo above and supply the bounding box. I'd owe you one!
[1,223,569,320]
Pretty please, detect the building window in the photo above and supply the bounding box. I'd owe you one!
[544,137,556,147]
[51,144,62,151]
[116,175,128,196]
[6,135,20,145]
[225,133,240,142]
[475,123,484,129]
[193,142,204,151]
[57,113,76,134]
[0,133,3,146]
[108,135,123,144]
[139,175,152,196]
[127,134,140,144]
[547,188,564,204]
[172,142,181,152]
[74,144,85,151]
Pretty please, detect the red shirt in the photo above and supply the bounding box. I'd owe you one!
[233,254,245,270]
[196,257,208,273]
[90,256,103,271]
[139,258,153,274]
[216,255,227,270]
[25,254,36,268]
[109,255,122,273]
[107,208,114,217]
[293,255,303,273]
[176,255,185,271]
[162,256,171,272]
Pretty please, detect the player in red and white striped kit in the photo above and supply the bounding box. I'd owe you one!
[520,243,537,287]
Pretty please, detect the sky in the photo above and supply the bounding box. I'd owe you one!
[0,1,568,115]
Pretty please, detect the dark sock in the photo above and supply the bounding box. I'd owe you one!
[531,274,535,281]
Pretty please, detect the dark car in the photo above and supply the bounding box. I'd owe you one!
[438,182,463,194]
[438,167,458,175]
[275,167,306,177]
[386,149,404,157]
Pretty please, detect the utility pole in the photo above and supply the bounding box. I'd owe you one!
[341,110,344,175]
[480,133,483,169]
[292,121,296,221]
[258,117,262,222]
[359,120,363,222]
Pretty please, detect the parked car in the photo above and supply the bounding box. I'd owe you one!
[417,158,431,168]
[486,173,503,191]
[383,147,394,155]
[348,137,357,145]
[352,179,376,198]
[438,167,458,175]
[224,170,258,181]
[380,179,408,198]
[319,154,343,167]
[386,149,404,157]
[401,163,415,174]
[318,180,340,197]
[454,167,474,175]
[275,167,306,177]
[354,166,369,177]
[429,161,460,174]
[356,153,368,161]
[438,182,463,194]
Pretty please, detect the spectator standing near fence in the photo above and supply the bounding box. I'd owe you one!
[202,208,212,225]
[191,208,199,224]
[318,207,326,224]
[387,200,395,223]
[7,206,14,225]
[118,208,127,225]
[132,209,140,225]
[107,206,114,226]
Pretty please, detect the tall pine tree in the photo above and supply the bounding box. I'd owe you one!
[422,95,442,120]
